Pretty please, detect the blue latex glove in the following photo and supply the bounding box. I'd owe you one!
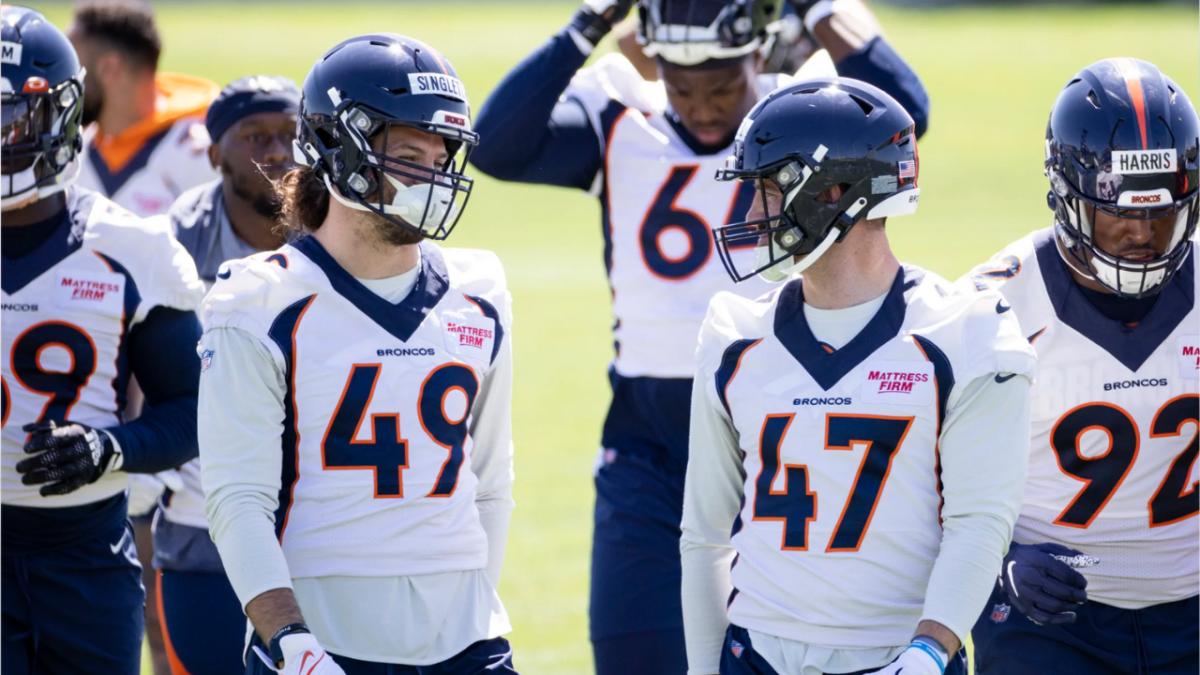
[1000,542,1090,625]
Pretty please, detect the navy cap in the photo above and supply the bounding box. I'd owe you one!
[205,75,300,144]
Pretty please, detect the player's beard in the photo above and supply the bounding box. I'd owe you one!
[369,212,425,247]
[364,171,427,247]
[225,160,283,220]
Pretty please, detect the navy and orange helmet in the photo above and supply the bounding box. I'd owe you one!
[1045,58,1199,297]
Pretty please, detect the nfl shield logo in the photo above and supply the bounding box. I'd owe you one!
[730,640,744,658]
[990,603,1011,623]
[199,349,215,372]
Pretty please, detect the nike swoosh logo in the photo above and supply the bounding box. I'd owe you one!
[299,651,324,675]
[995,299,1011,314]
[1005,560,1020,598]
[994,373,1017,383]
[216,269,232,280]
[109,530,128,555]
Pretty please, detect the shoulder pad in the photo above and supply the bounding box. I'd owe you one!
[909,274,1037,386]
[698,288,777,367]
[201,253,306,334]
[440,246,511,326]
[570,53,665,115]
[959,230,1041,294]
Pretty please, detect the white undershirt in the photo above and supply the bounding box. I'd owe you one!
[802,291,888,350]
[201,255,513,665]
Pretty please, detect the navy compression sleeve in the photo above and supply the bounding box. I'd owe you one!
[471,31,602,190]
[837,36,931,139]
[106,306,202,473]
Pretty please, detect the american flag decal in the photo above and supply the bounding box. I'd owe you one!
[898,160,916,179]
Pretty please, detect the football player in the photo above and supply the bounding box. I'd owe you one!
[156,75,301,675]
[199,34,517,675]
[470,1,930,672]
[681,78,1035,675]
[67,6,219,666]
[68,0,218,216]
[1,7,205,675]
[967,58,1198,675]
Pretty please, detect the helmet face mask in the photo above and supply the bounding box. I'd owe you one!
[294,34,479,242]
[1,6,86,210]
[1049,167,1197,297]
[1045,58,1200,298]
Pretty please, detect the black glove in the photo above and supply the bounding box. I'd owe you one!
[999,542,1090,626]
[18,421,120,496]
[569,0,636,46]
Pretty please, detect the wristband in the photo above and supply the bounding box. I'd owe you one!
[268,622,311,668]
[910,635,949,673]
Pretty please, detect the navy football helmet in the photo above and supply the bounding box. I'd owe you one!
[638,0,781,66]
[1,6,84,210]
[1045,58,1199,297]
[293,34,478,240]
[714,77,920,282]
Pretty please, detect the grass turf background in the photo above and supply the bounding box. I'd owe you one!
[37,1,1198,671]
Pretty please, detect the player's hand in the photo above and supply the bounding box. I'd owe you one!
[254,632,346,675]
[17,421,120,496]
[863,639,946,675]
[1000,542,1090,626]
[569,0,636,46]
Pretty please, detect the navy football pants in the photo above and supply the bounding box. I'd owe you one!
[973,585,1199,675]
[157,568,245,675]
[2,518,144,675]
[719,625,968,675]
[589,371,693,675]
[245,634,517,674]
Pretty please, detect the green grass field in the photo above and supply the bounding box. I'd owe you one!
[37,1,1199,672]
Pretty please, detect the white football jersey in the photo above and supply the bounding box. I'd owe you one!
[566,54,832,378]
[1,188,206,507]
[76,73,219,217]
[968,229,1199,609]
[200,237,511,579]
[695,266,1035,646]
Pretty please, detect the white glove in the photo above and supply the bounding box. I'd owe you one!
[863,639,946,675]
[253,633,346,675]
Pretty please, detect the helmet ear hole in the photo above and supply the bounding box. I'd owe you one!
[346,172,371,195]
